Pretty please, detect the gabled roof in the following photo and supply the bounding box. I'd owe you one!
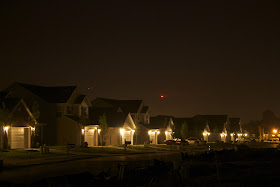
[0,97,21,112]
[173,117,193,130]
[74,95,86,104]
[0,97,38,126]
[193,115,228,132]
[91,97,142,114]
[229,118,241,132]
[90,107,128,127]
[17,83,77,103]
[194,115,228,124]
[141,106,149,113]
[148,115,174,129]
[0,91,8,100]
[229,118,240,124]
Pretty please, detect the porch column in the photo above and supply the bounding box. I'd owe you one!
[95,129,98,146]
[131,131,134,145]
[155,132,158,144]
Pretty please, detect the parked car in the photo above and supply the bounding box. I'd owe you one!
[175,139,189,146]
[236,138,254,143]
[163,139,176,145]
[185,137,204,145]
[268,137,279,141]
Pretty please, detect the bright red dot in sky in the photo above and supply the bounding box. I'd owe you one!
[160,95,164,98]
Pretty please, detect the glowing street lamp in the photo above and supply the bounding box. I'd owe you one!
[273,129,277,134]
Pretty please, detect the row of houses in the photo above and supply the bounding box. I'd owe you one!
[0,83,242,149]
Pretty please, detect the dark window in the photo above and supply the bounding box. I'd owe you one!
[81,106,87,116]
[67,106,73,114]
[56,112,62,117]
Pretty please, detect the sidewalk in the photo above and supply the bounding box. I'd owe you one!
[1,147,160,169]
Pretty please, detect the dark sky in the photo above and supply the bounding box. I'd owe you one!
[1,1,280,122]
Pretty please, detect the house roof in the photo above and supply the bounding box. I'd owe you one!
[194,115,228,124]
[0,97,21,112]
[229,118,241,132]
[0,91,8,100]
[173,117,193,130]
[74,95,86,104]
[141,106,149,113]
[90,107,128,127]
[193,115,228,132]
[148,115,174,129]
[91,97,142,114]
[17,83,77,103]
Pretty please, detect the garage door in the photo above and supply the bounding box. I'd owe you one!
[123,131,132,142]
[85,128,97,147]
[11,127,30,149]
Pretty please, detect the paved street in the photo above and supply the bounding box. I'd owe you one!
[0,152,180,184]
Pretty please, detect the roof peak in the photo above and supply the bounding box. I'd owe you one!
[17,82,77,103]
[17,82,77,89]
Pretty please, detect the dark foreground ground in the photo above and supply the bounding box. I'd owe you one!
[1,145,280,186]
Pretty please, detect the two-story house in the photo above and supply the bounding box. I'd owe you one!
[0,92,37,149]
[3,83,91,146]
[90,97,151,145]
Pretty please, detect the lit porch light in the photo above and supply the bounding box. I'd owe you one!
[273,129,277,134]
[148,130,151,135]
[207,132,210,136]
[220,133,227,137]
[157,131,160,135]
[165,131,167,135]
[3,126,9,132]
[203,132,207,136]
[131,129,135,133]
[230,133,234,137]
[98,129,101,134]
[31,127,35,132]
[244,133,248,137]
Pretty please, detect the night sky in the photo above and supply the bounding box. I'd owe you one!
[1,1,280,122]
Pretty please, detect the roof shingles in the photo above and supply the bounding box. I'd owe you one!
[18,83,76,103]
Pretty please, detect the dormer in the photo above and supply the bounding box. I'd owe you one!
[73,95,91,117]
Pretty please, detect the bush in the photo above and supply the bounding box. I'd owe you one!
[84,142,88,148]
